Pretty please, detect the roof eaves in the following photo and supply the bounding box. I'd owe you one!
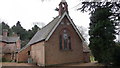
[18,16,59,52]
[65,12,85,42]
[40,16,59,30]
[7,37,19,43]
[45,12,85,42]
[18,39,45,53]
[45,12,66,41]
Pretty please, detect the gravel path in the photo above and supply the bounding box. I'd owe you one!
[1,62,36,66]
[1,61,102,66]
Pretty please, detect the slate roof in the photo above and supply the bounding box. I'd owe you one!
[19,16,59,52]
[19,12,90,52]
[0,35,20,53]
[0,35,19,43]
[27,16,60,45]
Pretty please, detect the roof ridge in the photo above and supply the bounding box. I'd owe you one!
[7,36,19,38]
[45,16,60,39]
[18,16,60,52]
[40,16,59,30]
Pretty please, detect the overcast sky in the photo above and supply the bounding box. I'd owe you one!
[0,0,90,30]
[0,0,91,42]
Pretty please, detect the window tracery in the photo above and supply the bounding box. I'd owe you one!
[59,29,71,50]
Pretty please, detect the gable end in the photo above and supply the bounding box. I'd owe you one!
[45,12,85,42]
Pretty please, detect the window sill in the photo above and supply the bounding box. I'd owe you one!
[59,49,73,51]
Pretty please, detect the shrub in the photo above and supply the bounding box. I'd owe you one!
[2,58,7,62]
[112,46,120,66]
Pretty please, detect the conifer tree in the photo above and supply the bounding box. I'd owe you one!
[89,7,116,64]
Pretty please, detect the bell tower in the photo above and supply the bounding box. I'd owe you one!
[59,0,68,16]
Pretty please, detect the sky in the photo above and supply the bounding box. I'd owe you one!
[0,0,119,42]
[0,0,90,42]
[0,0,90,30]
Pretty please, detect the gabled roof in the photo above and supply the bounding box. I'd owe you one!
[27,16,60,46]
[19,12,86,52]
[29,12,85,45]
[19,16,60,52]
[45,12,85,41]
[0,35,20,43]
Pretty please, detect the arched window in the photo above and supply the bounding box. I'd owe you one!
[28,51,30,55]
[59,29,71,50]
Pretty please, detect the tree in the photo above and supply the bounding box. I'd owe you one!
[89,7,116,64]
[79,1,120,32]
[1,22,9,30]
[28,25,40,40]
[11,21,29,48]
[0,22,12,36]
[0,21,41,48]
[79,1,120,65]
[113,42,120,66]
[11,21,28,40]
[77,26,89,43]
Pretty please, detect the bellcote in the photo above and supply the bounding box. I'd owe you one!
[59,0,69,16]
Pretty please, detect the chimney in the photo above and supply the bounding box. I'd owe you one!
[59,0,68,16]
[3,29,8,37]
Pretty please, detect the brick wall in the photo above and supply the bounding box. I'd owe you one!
[0,42,6,47]
[44,16,84,66]
[83,52,90,63]
[18,16,90,65]
[31,41,45,66]
[16,40,21,50]
[17,46,30,62]
[1,42,18,61]
[3,54,11,61]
